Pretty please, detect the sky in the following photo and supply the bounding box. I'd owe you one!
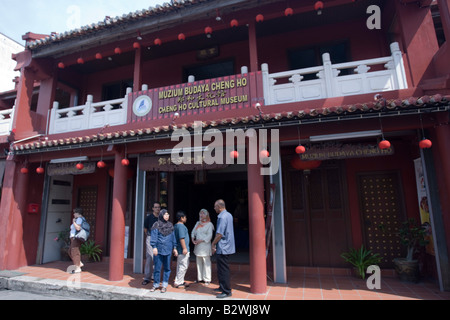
[0,0,167,45]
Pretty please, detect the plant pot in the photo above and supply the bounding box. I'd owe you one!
[60,247,71,261]
[393,258,420,283]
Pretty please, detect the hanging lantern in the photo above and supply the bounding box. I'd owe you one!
[419,139,432,149]
[154,38,162,46]
[295,145,306,154]
[178,33,186,41]
[77,58,84,64]
[36,167,45,174]
[256,14,264,23]
[133,42,141,49]
[114,47,122,54]
[204,26,213,35]
[230,150,239,159]
[315,1,324,15]
[121,158,130,166]
[378,139,391,150]
[260,150,270,159]
[76,163,84,170]
[20,167,29,174]
[230,19,239,28]
[285,8,294,16]
[58,62,65,69]
[97,160,107,169]
[290,157,322,170]
[95,53,103,60]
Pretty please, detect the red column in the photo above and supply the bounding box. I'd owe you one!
[248,21,259,73]
[247,161,267,294]
[109,148,128,281]
[133,46,142,92]
[0,160,28,270]
[12,51,37,140]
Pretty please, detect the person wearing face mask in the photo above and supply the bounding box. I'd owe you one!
[142,202,161,285]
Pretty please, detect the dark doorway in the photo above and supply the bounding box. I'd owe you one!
[283,160,351,267]
[173,168,249,256]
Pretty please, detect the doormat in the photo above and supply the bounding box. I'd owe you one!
[0,270,27,278]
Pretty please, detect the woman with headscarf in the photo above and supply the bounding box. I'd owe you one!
[191,209,214,285]
[149,209,178,293]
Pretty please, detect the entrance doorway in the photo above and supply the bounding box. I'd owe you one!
[172,166,250,258]
[42,175,73,263]
[283,160,351,267]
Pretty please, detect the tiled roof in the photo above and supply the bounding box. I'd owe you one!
[26,0,210,49]
[11,94,449,153]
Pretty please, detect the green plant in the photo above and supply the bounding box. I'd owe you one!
[80,240,102,262]
[341,245,382,279]
[54,229,71,248]
[397,218,429,261]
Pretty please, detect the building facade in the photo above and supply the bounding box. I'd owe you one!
[0,0,449,293]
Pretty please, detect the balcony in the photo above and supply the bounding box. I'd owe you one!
[0,108,14,136]
[262,42,407,105]
[48,42,407,136]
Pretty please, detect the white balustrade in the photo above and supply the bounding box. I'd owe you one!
[0,108,14,135]
[263,42,408,105]
[49,89,131,135]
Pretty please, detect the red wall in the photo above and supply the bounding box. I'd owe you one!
[345,140,420,247]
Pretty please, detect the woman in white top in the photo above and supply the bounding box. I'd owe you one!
[191,209,214,285]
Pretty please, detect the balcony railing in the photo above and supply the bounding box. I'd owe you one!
[0,108,14,135]
[47,42,408,136]
[262,42,408,105]
[48,90,130,135]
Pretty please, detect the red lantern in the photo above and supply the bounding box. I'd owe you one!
[121,158,130,166]
[290,158,321,170]
[20,167,29,174]
[230,150,239,159]
[285,8,294,16]
[260,150,270,159]
[315,1,324,15]
[256,14,264,23]
[230,19,239,28]
[204,26,212,35]
[97,161,107,169]
[378,139,391,150]
[58,62,65,69]
[296,145,306,154]
[133,42,141,49]
[154,38,162,46]
[36,167,45,174]
[95,53,103,60]
[114,47,122,54]
[178,33,186,41]
[76,163,84,170]
[419,139,432,149]
[77,58,84,64]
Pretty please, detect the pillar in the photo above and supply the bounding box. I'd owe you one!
[248,21,259,73]
[109,147,128,281]
[0,160,29,270]
[12,50,37,140]
[247,161,267,294]
[133,46,142,92]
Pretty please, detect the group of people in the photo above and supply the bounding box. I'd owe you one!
[143,199,235,298]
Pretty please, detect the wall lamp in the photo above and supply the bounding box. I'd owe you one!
[155,146,209,155]
[309,130,382,142]
[50,156,89,164]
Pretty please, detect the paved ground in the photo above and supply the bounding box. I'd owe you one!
[0,288,82,300]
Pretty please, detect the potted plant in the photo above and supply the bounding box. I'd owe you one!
[341,245,382,280]
[80,240,103,262]
[392,218,428,283]
[54,229,71,261]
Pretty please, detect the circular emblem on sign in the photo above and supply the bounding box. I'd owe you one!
[132,95,152,117]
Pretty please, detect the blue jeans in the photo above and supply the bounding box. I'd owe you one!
[153,254,171,288]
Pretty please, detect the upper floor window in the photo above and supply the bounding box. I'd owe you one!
[288,41,349,80]
[102,79,133,101]
[183,59,235,82]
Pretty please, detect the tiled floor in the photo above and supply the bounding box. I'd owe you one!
[16,259,450,300]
